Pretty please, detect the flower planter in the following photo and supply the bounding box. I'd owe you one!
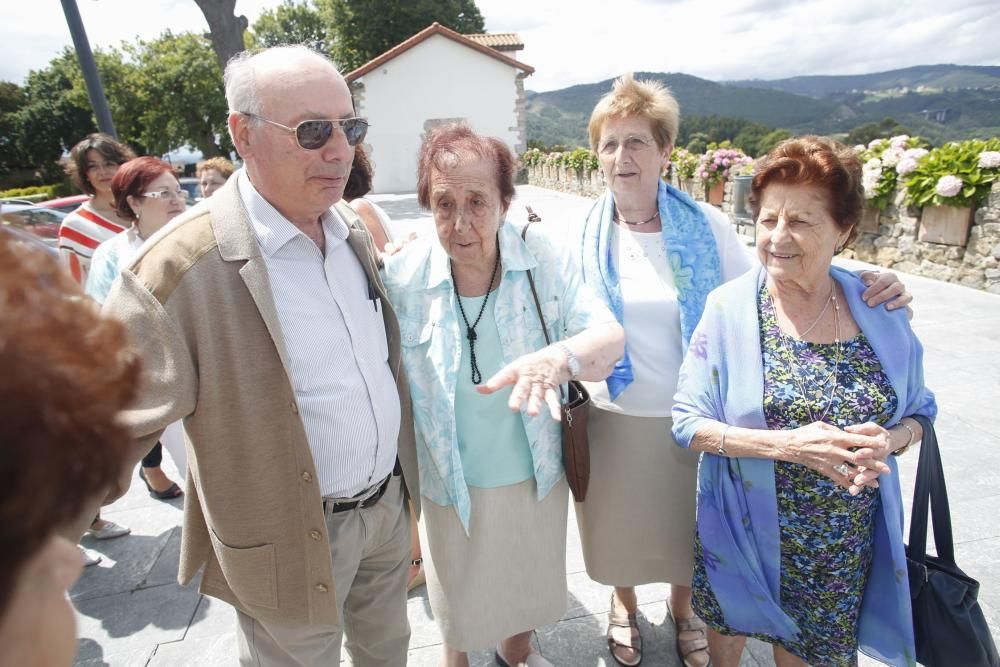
[858,208,881,234]
[918,205,973,246]
[706,181,725,207]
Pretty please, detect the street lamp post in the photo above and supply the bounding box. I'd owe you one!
[60,0,116,138]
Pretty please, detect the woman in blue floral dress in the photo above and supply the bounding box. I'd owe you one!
[672,136,936,667]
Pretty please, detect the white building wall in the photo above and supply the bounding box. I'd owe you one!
[354,35,523,193]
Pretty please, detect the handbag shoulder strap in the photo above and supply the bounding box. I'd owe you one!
[521,221,552,347]
[908,415,955,564]
[521,221,566,402]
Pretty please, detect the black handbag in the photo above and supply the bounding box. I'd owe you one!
[521,221,591,503]
[905,415,999,667]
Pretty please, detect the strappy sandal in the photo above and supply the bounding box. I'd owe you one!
[607,593,643,666]
[669,608,711,667]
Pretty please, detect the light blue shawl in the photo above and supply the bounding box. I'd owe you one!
[576,180,721,399]
[672,265,937,667]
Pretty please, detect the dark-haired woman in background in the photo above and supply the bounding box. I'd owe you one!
[58,133,136,285]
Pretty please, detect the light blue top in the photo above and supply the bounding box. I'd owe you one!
[85,227,142,303]
[382,221,617,532]
[672,265,937,667]
[454,295,534,488]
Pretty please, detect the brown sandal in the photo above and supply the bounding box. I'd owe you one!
[673,613,711,667]
[607,594,642,666]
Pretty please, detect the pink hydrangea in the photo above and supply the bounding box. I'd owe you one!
[934,175,963,198]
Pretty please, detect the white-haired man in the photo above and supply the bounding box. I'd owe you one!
[102,46,417,666]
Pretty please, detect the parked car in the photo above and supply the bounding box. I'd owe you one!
[0,205,65,247]
[39,194,89,214]
[179,177,200,203]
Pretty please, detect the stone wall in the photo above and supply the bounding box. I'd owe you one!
[526,165,1000,293]
[844,182,1000,293]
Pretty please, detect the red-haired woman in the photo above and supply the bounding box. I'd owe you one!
[58,134,136,285]
[86,157,186,504]
[0,228,140,665]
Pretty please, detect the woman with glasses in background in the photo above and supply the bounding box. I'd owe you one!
[59,133,136,285]
[86,157,187,506]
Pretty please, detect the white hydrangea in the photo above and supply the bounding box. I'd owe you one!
[935,175,963,198]
[978,151,1000,169]
[896,148,928,176]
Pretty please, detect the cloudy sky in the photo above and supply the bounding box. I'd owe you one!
[3,0,997,91]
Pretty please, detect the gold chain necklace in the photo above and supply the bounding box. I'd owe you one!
[770,288,842,424]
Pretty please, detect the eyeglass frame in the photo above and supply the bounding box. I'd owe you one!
[141,189,188,200]
[237,111,370,149]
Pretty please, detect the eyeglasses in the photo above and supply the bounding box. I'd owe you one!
[239,112,369,149]
[142,189,187,200]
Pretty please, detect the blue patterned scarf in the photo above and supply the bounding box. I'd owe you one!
[577,180,722,399]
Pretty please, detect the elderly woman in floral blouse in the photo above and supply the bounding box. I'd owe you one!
[382,124,623,667]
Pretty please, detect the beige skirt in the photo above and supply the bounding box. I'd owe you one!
[574,409,699,587]
[420,477,568,651]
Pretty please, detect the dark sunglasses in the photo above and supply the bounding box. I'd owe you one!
[239,112,369,149]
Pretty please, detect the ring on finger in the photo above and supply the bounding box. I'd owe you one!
[833,463,851,477]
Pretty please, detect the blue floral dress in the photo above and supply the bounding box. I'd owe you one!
[692,285,898,666]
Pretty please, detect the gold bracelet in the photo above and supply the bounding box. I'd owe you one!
[892,420,916,456]
[716,425,730,457]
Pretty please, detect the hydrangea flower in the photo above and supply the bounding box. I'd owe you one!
[896,148,928,176]
[934,175,963,198]
[978,151,1000,169]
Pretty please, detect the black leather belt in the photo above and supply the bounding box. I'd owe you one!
[322,460,400,515]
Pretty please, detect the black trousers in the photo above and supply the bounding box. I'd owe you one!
[141,442,162,468]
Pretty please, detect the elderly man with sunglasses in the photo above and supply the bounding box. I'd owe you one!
[101,45,418,666]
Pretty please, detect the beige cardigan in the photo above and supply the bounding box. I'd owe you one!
[102,176,418,626]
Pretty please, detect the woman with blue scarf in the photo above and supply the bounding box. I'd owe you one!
[672,136,935,667]
[573,75,912,667]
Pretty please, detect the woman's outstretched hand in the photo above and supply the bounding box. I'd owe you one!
[477,347,567,421]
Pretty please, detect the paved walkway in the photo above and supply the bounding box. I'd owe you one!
[73,186,1000,666]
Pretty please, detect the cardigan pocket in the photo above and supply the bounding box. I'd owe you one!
[207,530,278,610]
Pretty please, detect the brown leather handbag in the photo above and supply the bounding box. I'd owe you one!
[521,222,591,502]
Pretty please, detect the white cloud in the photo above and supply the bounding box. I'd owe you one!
[1,0,997,92]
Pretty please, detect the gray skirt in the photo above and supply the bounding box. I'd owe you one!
[420,477,569,651]
[574,409,699,587]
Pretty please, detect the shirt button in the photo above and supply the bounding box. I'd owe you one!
[315,583,328,593]
[301,471,312,483]
[310,530,321,541]
[290,402,299,414]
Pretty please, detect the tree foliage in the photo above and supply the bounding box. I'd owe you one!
[122,31,231,157]
[845,117,912,147]
[250,0,333,55]
[1,32,232,187]
[320,0,485,72]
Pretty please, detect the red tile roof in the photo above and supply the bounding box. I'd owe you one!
[466,33,524,51]
[346,22,533,82]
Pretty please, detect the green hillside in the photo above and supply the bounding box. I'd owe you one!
[725,64,1000,98]
[528,65,1000,150]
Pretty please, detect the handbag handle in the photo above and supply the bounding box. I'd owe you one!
[521,221,565,402]
[907,415,956,566]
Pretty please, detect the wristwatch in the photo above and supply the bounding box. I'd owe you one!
[555,342,580,380]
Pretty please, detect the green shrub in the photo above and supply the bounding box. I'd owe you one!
[903,138,1000,209]
[0,183,74,200]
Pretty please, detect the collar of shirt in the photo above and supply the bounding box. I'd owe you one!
[237,169,348,257]
[424,221,539,289]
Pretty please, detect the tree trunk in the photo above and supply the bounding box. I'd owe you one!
[193,0,248,73]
